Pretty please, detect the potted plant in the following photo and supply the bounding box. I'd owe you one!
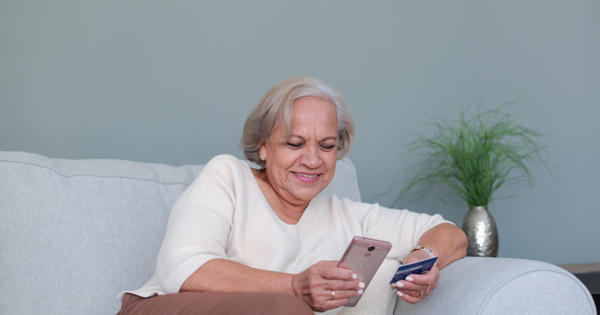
[394,97,548,256]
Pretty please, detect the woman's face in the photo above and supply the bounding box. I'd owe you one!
[260,96,339,207]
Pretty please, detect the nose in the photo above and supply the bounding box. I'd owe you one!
[301,145,322,169]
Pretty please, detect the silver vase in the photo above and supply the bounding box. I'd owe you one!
[461,206,498,257]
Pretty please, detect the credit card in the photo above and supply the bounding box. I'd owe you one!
[390,256,438,284]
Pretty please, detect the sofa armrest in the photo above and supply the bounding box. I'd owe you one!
[394,257,596,315]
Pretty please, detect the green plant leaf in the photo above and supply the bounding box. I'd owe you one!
[393,96,549,209]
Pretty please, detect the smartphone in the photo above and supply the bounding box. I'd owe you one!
[337,236,392,307]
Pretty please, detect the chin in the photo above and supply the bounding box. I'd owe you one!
[294,187,326,202]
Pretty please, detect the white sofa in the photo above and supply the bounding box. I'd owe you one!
[0,151,595,314]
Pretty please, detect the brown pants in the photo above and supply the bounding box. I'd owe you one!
[118,292,314,315]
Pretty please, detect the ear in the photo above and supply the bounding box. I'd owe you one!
[259,145,266,161]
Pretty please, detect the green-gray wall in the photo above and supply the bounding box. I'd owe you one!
[2,0,598,264]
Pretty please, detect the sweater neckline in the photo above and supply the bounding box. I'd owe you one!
[242,160,314,227]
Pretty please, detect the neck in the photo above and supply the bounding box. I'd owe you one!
[252,168,309,225]
[274,203,306,224]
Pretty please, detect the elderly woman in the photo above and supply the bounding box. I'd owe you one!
[118,77,467,314]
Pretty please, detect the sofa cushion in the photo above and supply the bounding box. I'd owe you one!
[0,151,361,315]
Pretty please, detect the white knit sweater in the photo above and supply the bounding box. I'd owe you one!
[126,154,448,302]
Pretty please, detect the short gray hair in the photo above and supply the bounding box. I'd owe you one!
[241,76,354,168]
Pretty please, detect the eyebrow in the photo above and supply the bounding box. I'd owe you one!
[288,135,338,142]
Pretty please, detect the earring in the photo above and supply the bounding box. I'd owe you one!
[259,154,266,161]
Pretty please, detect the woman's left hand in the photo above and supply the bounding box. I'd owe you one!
[390,252,440,304]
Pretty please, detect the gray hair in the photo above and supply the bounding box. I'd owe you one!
[241,76,354,168]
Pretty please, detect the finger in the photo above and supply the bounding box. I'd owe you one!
[392,281,423,295]
[326,279,362,291]
[401,268,439,290]
[404,276,434,290]
[396,290,425,304]
[321,266,358,281]
[335,262,354,270]
[312,261,357,281]
[312,289,359,312]
[317,260,352,270]
[399,287,426,298]
[325,288,361,300]
[318,260,353,271]
[317,260,355,272]
[405,270,438,285]
[391,279,433,293]
[319,260,343,267]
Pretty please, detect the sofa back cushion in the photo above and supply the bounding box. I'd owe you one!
[0,151,360,315]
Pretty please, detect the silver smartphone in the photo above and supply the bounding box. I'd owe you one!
[337,236,392,306]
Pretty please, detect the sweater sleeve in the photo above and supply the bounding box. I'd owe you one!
[154,155,240,293]
[349,201,452,261]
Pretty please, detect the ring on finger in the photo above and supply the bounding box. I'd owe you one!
[418,290,424,297]
[331,290,336,299]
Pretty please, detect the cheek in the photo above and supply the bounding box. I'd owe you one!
[323,155,338,174]
[270,154,297,177]
[282,150,305,164]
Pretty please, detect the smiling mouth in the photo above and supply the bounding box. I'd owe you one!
[294,172,318,178]
[292,171,320,183]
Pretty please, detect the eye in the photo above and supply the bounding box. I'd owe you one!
[287,142,303,148]
[320,144,337,151]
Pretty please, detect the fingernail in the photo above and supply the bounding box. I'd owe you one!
[351,273,358,280]
[397,291,403,297]
[406,276,414,282]
[395,281,404,288]
[357,289,363,295]
[359,282,365,289]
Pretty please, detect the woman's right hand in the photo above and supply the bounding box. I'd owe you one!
[291,260,364,312]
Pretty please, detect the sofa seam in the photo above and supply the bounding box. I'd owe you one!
[0,159,193,186]
[476,268,596,314]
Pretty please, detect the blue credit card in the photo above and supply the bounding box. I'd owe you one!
[390,256,438,284]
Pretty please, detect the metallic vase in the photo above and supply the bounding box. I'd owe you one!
[461,206,498,257]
